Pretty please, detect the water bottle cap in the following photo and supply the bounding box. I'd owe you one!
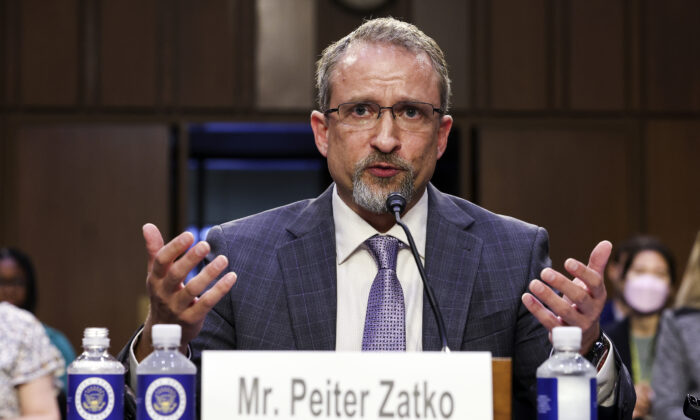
[152,324,182,346]
[82,327,110,347]
[552,326,582,350]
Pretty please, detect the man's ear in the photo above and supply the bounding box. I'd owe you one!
[436,115,453,159]
[310,110,329,157]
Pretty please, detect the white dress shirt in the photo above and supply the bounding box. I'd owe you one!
[333,185,427,351]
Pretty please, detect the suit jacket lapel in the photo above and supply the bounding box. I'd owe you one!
[277,186,337,350]
[422,184,483,351]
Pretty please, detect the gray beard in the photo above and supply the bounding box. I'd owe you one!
[351,153,415,214]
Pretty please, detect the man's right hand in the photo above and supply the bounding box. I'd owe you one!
[134,223,237,361]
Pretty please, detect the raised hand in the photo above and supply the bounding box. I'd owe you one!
[522,240,612,354]
[135,223,237,360]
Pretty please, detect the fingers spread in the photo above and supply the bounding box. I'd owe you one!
[564,258,606,300]
[521,291,562,331]
[186,272,237,320]
[540,267,594,313]
[166,241,211,288]
[526,242,612,346]
[151,231,195,278]
[173,255,229,310]
[143,223,164,273]
[588,240,613,275]
[527,278,582,326]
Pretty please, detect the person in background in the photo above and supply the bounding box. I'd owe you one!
[0,301,63,420]
[652,231,700,420]
[602,236,662,329]
[604,237,677,419]
[601,240,633,327]
[0,248,76,391]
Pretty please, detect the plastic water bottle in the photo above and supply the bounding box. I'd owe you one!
[137,324,197,420]
[67,327,125,420]
[537,326,597,420]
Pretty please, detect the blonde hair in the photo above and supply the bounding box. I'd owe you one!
[315,17,451,113]
[674,231,700,309]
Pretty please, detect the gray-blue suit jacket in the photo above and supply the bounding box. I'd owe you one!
[194,184,549,416]
[121,183,634,418]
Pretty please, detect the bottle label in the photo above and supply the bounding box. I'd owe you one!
[537,377,597,420]
[67,374,124,420]
[137,374,196,420]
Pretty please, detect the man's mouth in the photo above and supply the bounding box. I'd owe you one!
[366,163,402,178]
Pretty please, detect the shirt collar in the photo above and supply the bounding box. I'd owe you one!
[332,185,428,264]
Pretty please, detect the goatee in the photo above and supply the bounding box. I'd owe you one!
[352,152,414,214]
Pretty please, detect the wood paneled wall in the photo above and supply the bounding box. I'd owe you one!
[18,0,80,107]
[3,124,170,347]
[568,0,627,110]
[645,121,700,271]
[644,1,700,111]
[3,0,255,111]
[1,0,699,348]
[476,120,641,274]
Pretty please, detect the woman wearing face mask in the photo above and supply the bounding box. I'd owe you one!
[604,236,676,420]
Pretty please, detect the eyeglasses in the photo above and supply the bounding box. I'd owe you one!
[324,101,444,132]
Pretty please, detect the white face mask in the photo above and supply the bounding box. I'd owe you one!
[623,273,670,314]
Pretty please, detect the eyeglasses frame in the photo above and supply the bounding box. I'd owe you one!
[323,101,445,128]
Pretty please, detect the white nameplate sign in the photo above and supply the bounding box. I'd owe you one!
[202,351,493,420]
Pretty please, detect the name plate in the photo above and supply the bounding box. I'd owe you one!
[202,351,493,420]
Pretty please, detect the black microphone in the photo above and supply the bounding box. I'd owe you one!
[386,193,406,215]
[386,192,450,352]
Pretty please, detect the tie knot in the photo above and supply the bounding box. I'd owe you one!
[365,235,400,270]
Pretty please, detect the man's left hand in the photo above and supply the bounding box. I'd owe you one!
[522,240,612,354]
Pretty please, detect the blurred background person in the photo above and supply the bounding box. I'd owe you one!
[604,236,677,419]
[652,231,700,420]
[601,237,637,327]
[0,248,76,392]
[0,301,63,420]
[602,236,667,329]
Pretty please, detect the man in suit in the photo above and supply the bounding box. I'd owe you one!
[125,17,634,418]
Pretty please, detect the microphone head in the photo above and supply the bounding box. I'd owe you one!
[385,192,407,214]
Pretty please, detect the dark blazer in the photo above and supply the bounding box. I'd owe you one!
[605,318,633,375]
[120,184,634,419]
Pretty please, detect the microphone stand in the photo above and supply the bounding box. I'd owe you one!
[386,193,451,352]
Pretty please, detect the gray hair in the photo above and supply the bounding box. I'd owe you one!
[315,17,451,113]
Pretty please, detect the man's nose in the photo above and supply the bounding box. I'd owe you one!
[370,110,401,153]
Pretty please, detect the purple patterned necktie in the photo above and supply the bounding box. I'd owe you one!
[362,234,406,351]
